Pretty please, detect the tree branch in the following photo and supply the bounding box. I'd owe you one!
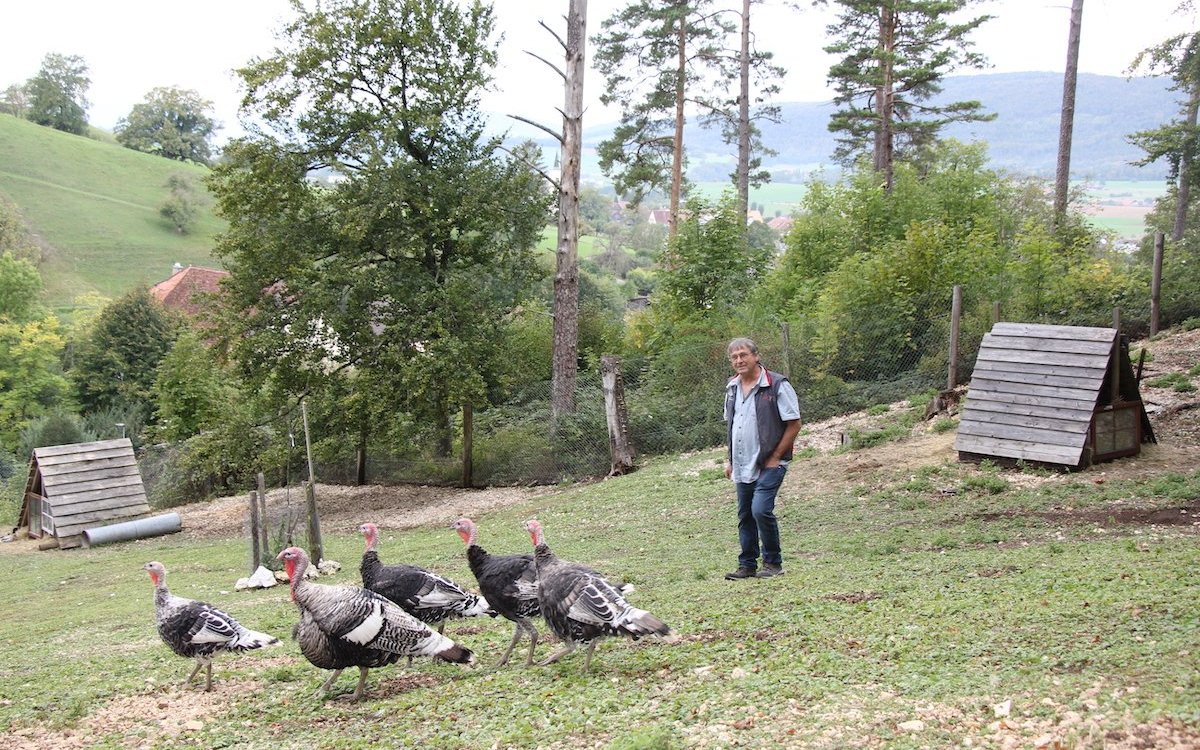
[524,50,567,82]
[496,143,561,192]
[507,114,565,144]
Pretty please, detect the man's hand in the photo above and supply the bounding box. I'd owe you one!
[724,460,732,479]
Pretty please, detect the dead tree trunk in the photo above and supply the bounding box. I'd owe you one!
[875,4,896,192]
[601,355,635,476]
[1174,85,1199,242]
[1054,0,1084,224]
[551,0,587,420]
[669,15,687,239]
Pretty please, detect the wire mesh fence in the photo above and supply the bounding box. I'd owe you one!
[138,291,1158,506]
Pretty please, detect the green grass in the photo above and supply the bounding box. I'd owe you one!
[690,181,808,219]
[0,114,223,311]
[3,432,1198,748]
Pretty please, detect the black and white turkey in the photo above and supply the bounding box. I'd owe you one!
[144,561,279,691]
[452,517,542,667]
[277,546,474,701]
[359,521,491,630]
[522,519,676,672]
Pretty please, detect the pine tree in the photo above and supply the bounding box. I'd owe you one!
[822,0,992,191]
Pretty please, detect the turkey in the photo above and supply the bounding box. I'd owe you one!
[144,561,279,692]
[359,521,491,630]
[522,519,676,672]
[277,546,474,701]
[452,517,542,667]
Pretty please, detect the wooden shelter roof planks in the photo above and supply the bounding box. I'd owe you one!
[956,322,1137,469]
[20,438,151,549]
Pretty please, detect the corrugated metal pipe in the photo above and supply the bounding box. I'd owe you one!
[82,513,182,547]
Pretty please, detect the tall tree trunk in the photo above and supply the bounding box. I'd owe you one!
[875,2,896,192]
[1054,0,1084,225]
[1174,84,1199,242]
[669,12,687,240]
[551,0,587,419]
[735,0,751,227]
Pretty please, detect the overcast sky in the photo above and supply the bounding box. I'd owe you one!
[1,0,1192,142]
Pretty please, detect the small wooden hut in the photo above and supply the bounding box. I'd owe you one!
[955,322,1154,470]
[19,438,151,549]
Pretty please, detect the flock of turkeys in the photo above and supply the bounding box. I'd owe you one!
[146,517,676,700]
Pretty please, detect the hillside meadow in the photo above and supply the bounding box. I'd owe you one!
[0,114,222,311]
[2,348,1199,749]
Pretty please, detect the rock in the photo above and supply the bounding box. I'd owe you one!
[236,566,278,590]
[183,720,203,731]
[730,667,748,679]
[897,720,926,732]
[317,559,341,575]
[993,699,1012,718]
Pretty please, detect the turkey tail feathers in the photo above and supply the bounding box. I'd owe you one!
[618,608,674,641]
[233,628,281,651]
[436,643,475,664]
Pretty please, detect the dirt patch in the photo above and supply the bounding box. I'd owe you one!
[980,498,1200,528]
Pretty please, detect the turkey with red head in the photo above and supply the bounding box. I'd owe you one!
[359,522,491,631]
[522,518,676,672]
[452,517,541,666]
[144,561,279,692]
[277,546,474,701]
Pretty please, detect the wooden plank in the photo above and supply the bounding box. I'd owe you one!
[32,439,131,459]
[972,358,1106,380]
[955,435,1082,465]
[39,454,138,479]
[966,368,1102,391]
[982,333,1114,356]
[959,408,1090,435]
[35,447,134,468]
[991,322,1114,341]
[56,533,85,550]
[956,420,1089,448]
[43,472,144,496]
[52,491,149,517]
[967,378,1099,406]
[963,397,1093,422]
[976,348,1112,369]
[962,388,1096,412]
[53,499,150,530]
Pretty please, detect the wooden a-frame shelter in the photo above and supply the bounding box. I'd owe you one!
[955,322,1154,470]
[19,438,151,550]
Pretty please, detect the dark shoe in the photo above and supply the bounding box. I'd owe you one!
[724,566,756,580]
[756,564,785,578]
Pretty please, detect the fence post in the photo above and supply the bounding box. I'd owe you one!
[462,402,474,488]
[301,400,316,483]
[780,322,792,377]
[248,490,261,575]
[256,472,269,564]
[1112,307,1121,405]
[947,285,963,390]
[601,355,635,476]
[1151,231,1164,336]
[304,480,324,564]
[991,301,1001,326]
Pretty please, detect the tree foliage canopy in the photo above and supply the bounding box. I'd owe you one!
[115,86,218,164]
[26,53,90,135]
[209,0,552,454]
[821,0,992,184]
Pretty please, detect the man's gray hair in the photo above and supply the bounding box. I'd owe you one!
[727,337,758,356]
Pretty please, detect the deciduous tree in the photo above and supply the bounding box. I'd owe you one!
[116,86,218,164]
[26,53,90,135]
[210,0,552,457]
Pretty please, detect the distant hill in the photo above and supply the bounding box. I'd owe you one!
[0,114,222,311]
[559,72,1179,183]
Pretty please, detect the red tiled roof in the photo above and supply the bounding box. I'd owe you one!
[150,266,230,317]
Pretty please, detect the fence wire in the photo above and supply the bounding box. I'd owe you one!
[139,296,1157,505]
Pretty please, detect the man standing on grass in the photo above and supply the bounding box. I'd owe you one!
[723,337,801,580]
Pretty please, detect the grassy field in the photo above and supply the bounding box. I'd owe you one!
[2,417,1198,748]
[690,181,809,220]
[0,115,222,310]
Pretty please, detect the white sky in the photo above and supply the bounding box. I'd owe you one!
[0,0,1192,142]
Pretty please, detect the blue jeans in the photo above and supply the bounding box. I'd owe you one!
[735,465,786,569]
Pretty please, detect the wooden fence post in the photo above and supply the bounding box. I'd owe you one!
[601,355,635,475]
[1112,307,1122,406]
[304,480,324,564]
[1151,231,1164,336]
[248,490,261,575]
[780,322,792,377]
[256,472,269,563]
[947,285,963,390]
[991,301,1001,326]
[462,402,474,489]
